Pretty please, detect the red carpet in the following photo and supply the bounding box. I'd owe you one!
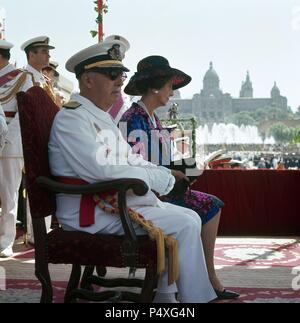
[3,280,299,303]
[214,242,300,267]
[1,237,299,303]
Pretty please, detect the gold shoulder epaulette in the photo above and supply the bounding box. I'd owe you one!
[22,69,35,85]
[63,101,82,109]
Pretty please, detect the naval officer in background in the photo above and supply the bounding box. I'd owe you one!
[0,39,34,257]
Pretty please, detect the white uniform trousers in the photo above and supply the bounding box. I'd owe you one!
[0,157,23,250]
[94,202,217,303]
[0,158,51,248]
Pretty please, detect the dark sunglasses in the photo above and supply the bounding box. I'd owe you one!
[95,69,127,81]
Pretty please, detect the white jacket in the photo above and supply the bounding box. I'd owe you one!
[0,64,33,158]
[0,103,8,152]
[49,93,175,234]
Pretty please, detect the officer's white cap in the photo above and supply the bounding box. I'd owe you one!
[20,36,55,52]
[49,61,59,69]
[66,35,130,76]
[0,39,14,50]
[43,61,60,77]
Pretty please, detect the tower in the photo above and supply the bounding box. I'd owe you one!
[240,71,253,98]
[271,82,280,99]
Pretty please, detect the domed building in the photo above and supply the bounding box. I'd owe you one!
[202,62,222,97]
[157,62,288,123]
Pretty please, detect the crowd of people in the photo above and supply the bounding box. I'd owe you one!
[202,144,300,170]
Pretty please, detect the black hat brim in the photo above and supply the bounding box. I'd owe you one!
[124,67,191,96]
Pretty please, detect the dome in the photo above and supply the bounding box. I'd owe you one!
[202,62,221,95]
[204,62,220,82]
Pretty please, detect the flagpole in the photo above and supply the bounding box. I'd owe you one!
[96,0,124,121]
[98,0,103,42]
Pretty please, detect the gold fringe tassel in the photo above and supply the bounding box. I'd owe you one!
[93,194,179,285]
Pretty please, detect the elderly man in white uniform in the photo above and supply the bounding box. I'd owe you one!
[48,35,216,303]
[0,40,34,258]
[20,36,55,244]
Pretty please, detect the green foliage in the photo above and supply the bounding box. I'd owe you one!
[226,111,256,126]
[290,128,300,144]
[295,106,300,118]
[90,30,98,38]
[253,108,268,122]
[227,105,297,127]
[268,123,297,143]
[90,0,109,39]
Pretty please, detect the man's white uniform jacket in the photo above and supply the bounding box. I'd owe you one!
[49,93,174,234]
[0,64,33,158]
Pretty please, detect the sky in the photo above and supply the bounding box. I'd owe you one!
[0,0,299,111]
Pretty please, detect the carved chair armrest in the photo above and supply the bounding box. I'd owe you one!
[36,176,149,252]
[36,177,148,196]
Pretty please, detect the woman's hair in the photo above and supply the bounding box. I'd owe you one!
[136,75,173,94]
[0,48,11,61]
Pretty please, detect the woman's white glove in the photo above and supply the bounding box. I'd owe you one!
[146,166,175,196]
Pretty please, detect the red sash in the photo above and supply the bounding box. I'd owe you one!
[56,177,96,227]
[5,112,16,118]
[56,177,117,227]
[0,69,23,87]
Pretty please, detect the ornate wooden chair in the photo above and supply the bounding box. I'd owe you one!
[17,86,158,303]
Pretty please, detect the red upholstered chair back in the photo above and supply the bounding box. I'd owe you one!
[17,86,60,218]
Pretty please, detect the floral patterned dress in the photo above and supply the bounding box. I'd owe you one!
[119,102,224,225]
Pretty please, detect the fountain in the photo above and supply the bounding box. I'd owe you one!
[196,123,275,145]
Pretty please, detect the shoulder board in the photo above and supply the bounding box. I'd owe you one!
[63,101,82,109]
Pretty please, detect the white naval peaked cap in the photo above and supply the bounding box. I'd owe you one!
[44,60,60,77]
[49,61,59,69]
[0,39,14,50]
[20,35,55,51]
[65,34,130,76]
[103,35,130,58]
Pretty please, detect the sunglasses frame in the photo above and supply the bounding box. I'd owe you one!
[91,68,127,81]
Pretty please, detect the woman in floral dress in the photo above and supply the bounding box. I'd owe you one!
[119,55,239,299]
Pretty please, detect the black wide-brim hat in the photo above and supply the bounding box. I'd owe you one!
[124,55,192,96]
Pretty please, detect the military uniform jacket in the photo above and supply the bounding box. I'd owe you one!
[0,64,33,158]
[25,64,47,86]
[49,93,173,234]
[0,103,7,151]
